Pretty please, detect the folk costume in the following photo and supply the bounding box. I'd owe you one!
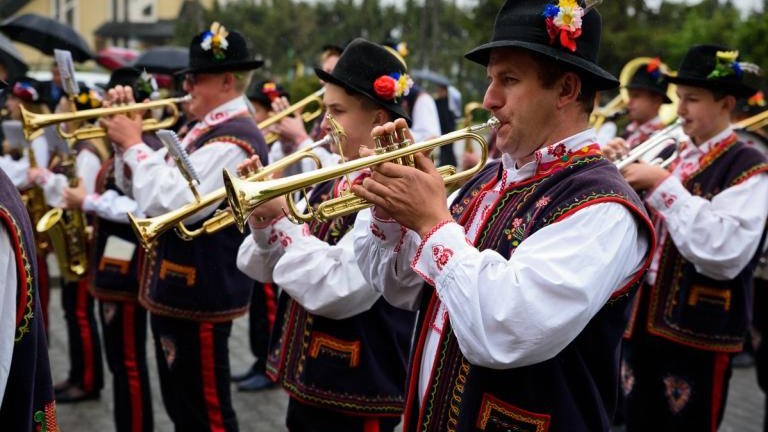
[353,2,654,431]
[0,168,58,431]
[621,59,673,149]
[31,87,107,403]
[114,26,267,431]
[237,39,416,432]
[622,45,768,431]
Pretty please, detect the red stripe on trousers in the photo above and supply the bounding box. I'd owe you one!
[122,302,143,432]
[263,283,277,331]
[710,352,730,432]
[200,323,225,432]
[76,279,95,391]
[363,418,380,432]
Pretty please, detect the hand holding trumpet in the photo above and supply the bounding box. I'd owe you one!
[99,85,145,151]
[236,155,289,229]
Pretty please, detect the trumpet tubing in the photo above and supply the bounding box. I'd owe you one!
[20,95,191,141]
[258,88,325,144]
[225,118,498,229]
[128,140,327,250]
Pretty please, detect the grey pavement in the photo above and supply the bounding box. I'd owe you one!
[47,281,765,431]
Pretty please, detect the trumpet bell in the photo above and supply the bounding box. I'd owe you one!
[36,207,62,233]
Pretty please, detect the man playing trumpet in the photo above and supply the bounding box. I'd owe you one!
[102,23,268,431]
[236,38,416,432]
[351,0,654,430]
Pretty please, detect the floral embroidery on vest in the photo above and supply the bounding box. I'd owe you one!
[663,375,692,414]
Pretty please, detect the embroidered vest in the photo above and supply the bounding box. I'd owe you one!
[0,169,58,431]
[139,116,269,322]
[628,138,768,352]
[405,152,653,432]
[266,178,417,416]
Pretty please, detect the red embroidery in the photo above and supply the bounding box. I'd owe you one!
[210,111,226,121]
[279,231,292,247]
[136,150,148,163]
[660,192,677,208]
[267,229,279,246]
[535,196,551,208]
[511,218,523,229]
[432,245,454,271]
[301,224,311,237]
[394,226,407,253]
[547,143,567,158]
[370,223,386,241]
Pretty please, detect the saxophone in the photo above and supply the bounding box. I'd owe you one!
[36,146,89,281]
[20,146,51,254]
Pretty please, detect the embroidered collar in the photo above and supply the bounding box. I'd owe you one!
[677,126,734,162]
[626,116,664,135]
[498,128,601,186]
[201,96,250,127]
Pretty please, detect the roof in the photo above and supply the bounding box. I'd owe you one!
[94,20,174,40]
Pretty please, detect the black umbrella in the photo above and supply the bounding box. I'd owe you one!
[0,13,94,62]
[0,32,27,79]
[132,46,188,75]
[411,69,451,87]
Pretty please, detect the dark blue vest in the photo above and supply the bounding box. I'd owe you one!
[266,178,417,416]
[139,116,269,322]
[404,151,653,432]
[627,136,768,352]
[0,169,57,431]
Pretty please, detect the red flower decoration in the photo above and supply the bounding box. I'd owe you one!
[374,75,397,100]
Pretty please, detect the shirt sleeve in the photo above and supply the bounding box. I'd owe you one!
[352,208,425,311]
[30,136,50,169]
[0,155,31,188]
[646,173,768,280]
[409,94,442,143]
[82,189,143,222]
[410,202,649,369]
[270,212,381,320]
[38,149,100,207]
[123,141,250,221]
[236,220,287,284]
[0,224,18,400]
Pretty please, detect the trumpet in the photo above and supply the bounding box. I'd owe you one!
[128,133,334,250]
[224,117,499,231]
[735,108,768,132]
[258,88,324,144]
[20,95,191,141]
[615,119,684,170]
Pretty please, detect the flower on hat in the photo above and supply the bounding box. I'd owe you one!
[396,42,409,58]
[136,69,159,99]
[543,0,585,52]
[646,57,664,82]
[707,50,742,80]
[12,82,39,102]
[200,22,230,60]
[261,82,281,102]
[77,89,103,109]
[373,72,413,102]
[748,91,766,108]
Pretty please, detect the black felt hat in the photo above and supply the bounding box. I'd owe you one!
[665,45,759,98]
[465,0,618,91]
[107,66,141,90]
[315,38,410,121]
[735,90,766,117]
[626,58,672,104]
[176,22,263,75]
[247,79,290,109]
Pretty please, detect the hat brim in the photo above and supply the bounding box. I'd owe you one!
[665,75,756,98]
[176,60,264,75]
[625,84,673,104]
[315,67,411,122]
[465,40,619,91]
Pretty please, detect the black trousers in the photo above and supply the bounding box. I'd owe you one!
[247,281,278,373]
[624,334,732,432]
[61,279,104,393]
[151,314,238,431]
[286,397,400,432]
[753,277,768,432]
[99,300,153,432]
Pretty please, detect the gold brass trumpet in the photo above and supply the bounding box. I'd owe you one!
[224,117,499,231]
[258,88,325,144]
[20,95,191,141]
[128,129,338,250]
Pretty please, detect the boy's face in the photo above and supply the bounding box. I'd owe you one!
[320,83,383,161]
[626,89,662,124]
[676,85,733,144]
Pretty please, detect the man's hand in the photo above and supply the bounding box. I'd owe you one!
[603,137,629,161]
[271,96,310,146]
[621,161,670,191]
[247,195,289,230]
[99,85,144,151]
[62,180,87,209]
[27,167,45,184]
[351,119,452,237]
[236,155,264,179]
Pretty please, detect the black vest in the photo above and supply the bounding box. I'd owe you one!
[404,150,654,432]
[139,116,269,322]
[266,178,417,416]
[627,136,768,352]
[0,169,57,431]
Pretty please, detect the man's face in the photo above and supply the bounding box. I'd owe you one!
[320,83,382,160]
[182,72,226,118]
[626,88,662,124]
[5,95,21,120]
[483,48,561,161]
[676,84,731,144]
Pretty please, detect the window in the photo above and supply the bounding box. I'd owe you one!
[52,0,77,27]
